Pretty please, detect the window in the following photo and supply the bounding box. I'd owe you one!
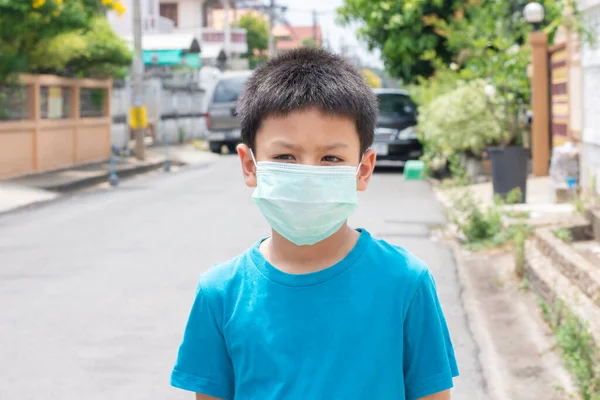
[213,77,248,104]
[376,93,416,117]
[159,3,178,27]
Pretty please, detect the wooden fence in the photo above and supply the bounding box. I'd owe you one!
[0,74,112,179]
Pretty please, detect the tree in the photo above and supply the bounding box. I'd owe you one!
[30,17,132,78]
[337,0,460,83]
[0,0,127,81]
[237,13,268,69]
[301,38,319,48]
[429,0,570,145]
[338,0,576,84]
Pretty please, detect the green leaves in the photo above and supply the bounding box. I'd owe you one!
[338,0,459,83]
[418,79,508,156]
[237,13,268,69]
[338,0,579,83]
[0,0,127,81]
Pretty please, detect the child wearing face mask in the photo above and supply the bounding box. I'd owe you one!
[171,48,459,400]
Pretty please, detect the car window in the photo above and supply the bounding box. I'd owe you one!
[212,76,248,104]
[377,93,416,117]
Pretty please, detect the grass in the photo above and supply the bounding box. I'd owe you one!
[539,299,600,400]
[518,277,529,292]
[554,227,574,243]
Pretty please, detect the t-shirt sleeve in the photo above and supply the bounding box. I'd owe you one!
[171,283,234,399]
[403,270,459,400]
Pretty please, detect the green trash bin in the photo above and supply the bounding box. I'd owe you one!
[403,160,425,180]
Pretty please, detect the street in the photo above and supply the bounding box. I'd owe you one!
[0,156,488,400]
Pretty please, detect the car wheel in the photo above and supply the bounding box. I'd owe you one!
[209,142,222,154]
[227,144,238,154]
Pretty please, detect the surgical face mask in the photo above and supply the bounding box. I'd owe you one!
[251,152,361,246]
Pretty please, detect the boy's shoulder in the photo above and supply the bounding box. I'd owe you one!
[195,248,253,295]
[366,233,430,287]
[195,231,431,299]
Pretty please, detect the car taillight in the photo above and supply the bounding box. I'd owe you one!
[205,113,211,130]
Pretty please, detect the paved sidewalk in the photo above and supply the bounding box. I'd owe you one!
[435,176,576,226]
[0,184,59,215]
[0,144,218,214]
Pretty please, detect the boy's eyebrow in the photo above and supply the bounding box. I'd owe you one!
[271,140,299,149]
[270,140,348,150]
[320,142,349,150]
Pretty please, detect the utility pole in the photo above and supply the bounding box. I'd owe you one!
[223,0,231,68]
[268,0,275,57]
[340,36,346,58]
[312,9,318,44]
[131,0,146,160]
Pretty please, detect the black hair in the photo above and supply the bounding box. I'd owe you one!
[237,47,378,154]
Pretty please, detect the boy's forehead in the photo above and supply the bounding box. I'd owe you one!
[257,108,359,146]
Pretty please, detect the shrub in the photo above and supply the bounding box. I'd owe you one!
[418,79,508,160]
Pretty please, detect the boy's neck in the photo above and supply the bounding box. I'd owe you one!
[260,224,360,275]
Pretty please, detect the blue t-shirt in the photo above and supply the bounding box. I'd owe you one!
[171,229,459,399]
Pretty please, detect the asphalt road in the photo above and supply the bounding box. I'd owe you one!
[0,156,489,399]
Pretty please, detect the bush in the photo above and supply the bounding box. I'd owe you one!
[65,17,132,79]
[451,189,503,246]
[29,32,89,73]
[418,80,508,160]
[0,0,128,82]
[451,187,532,251]
[409,64,465,108]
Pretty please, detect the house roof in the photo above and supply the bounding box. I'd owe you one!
[274,25,322,51]
[210,8,267,29]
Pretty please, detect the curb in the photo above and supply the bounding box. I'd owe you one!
[449,240,509,400]
[45,159,169,192]
[432,186,508,400]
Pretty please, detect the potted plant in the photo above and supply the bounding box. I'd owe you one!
[479,79,530,202]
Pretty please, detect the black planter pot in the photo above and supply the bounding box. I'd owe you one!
[488,146,529,203]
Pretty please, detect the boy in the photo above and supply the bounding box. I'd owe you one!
[171,48,459,400]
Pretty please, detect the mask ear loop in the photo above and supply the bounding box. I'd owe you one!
[356,154,365,176]
[249,149,258,167]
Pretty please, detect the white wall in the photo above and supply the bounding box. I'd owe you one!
[579,0,600,192]
[177,0,205,30]
[107,0,162,36]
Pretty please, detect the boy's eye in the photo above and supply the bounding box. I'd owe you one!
[273,154,295,161]
[322,155,343,163]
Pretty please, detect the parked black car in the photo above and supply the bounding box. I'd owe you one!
[371,89,422,162]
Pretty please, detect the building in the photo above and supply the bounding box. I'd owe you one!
[273,25,322,54]
[578,0,600,195]
[107,0,248,69]
[208,8,265,29]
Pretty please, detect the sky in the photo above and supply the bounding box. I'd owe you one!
[279,0,384,69]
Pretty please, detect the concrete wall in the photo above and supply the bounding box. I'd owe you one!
[111,74,210,149]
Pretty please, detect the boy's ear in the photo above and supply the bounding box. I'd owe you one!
[237,143,257,188]
[357,149,376,191]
